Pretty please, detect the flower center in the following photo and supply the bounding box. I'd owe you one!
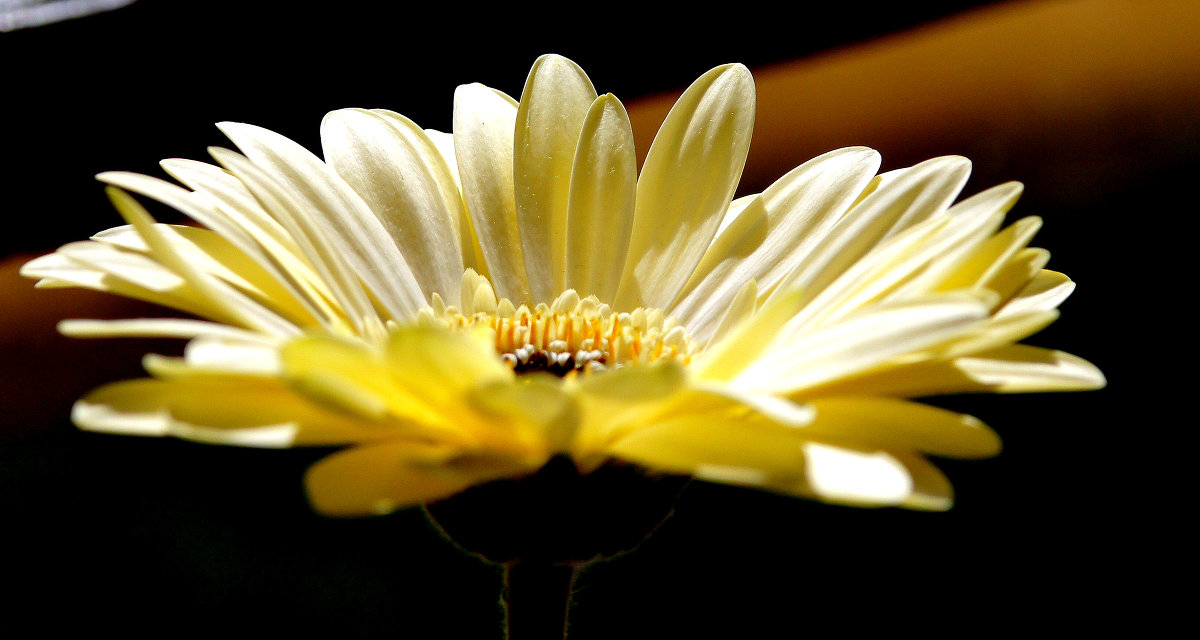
[417,270,695,377]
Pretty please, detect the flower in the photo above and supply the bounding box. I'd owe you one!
[22,54,1103,517]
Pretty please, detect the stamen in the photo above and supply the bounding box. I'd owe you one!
[417,271,697,376]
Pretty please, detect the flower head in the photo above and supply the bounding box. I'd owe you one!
[23,54,1103,516]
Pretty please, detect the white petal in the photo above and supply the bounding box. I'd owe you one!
[453,84,530,302]
[106,188,299,337]
[159,158,344,326]
[210,147,380,337]
[672,147,881,331]
[321,108,466,303]
[58,318,276,343]
[803,442,912,506]
[736,293,989,393]
[771,156,972,303]
[218,121,426,318]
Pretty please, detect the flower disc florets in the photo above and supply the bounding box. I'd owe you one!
[416,269,696,377]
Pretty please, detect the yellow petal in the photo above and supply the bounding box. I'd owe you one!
[304,442,534,516]
[936,216,1042,292]
[803,397,1000,458]
[996,269,1075,317]
[73,375,390,447]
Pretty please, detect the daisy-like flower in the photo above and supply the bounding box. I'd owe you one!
[22,54,1103,518]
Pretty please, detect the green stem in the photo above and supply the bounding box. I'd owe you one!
[502,560,577,640]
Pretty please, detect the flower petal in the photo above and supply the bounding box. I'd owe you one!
[57,318,274,343]
[803,397,1000,458]
[953,344,1107,392]
[735,293,990,393]
[107,188,299,337]
[304,442,534,516]
[672,147,881,334]
[453,84,530,302]
[218,121,426,318]
[321,108,467,303]
[771,156,972,303]
[615,63,755,310]
[210,147,379,337]
[73,375,388,447]
[802,442,913,506]
[515,55,597,303]
[564,94,637,302]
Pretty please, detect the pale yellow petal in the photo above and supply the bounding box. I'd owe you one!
[57,318,274,343]
[801,442,913,506]
[887,182,1022,300]
[107,187,300,337]
[803,397,1000,458]
[615,63,755,310]
[282,334,448,429]
[453,84,530,302]
[94,224,320,326]
[936,216,1042,292]
[692,286,809,382]
[737,293,989,393]
[672,147,881,332]
[981,247,1050,307]
[954,344,1106,392]
[996,269,1075,317]
[705,279,758,347]
[218,121,426,318]
[159,158,297,251]
[572,361,688,465]
[160,158,345,327]
[605,412,810,491]
[211,146,380,336]
[770,156,972,303]
[321,108,466,303]
[20,247,221,320]
[73,376,391,447]
[419,126,490,277]
[564,94,637,302]
[515,54,597,303]
[798,343,1105,397]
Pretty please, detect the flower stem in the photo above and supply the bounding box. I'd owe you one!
[502,560,577,640]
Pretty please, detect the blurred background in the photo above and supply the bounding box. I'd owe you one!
[2,0,1191,636]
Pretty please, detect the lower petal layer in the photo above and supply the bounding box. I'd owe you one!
[73,375,393,447]
[304,442,537,516]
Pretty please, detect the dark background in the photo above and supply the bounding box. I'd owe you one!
[0,0,1180,636]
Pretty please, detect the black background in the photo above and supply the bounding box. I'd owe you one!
[0,1,1179,636]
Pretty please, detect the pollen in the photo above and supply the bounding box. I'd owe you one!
[416,270,696,376]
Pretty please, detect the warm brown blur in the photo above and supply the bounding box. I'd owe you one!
[630,0,1200,198]
[0,256,178,439]
[2,0,1195,439]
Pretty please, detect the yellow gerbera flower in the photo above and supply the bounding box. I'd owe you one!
[22,54,1103,518]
